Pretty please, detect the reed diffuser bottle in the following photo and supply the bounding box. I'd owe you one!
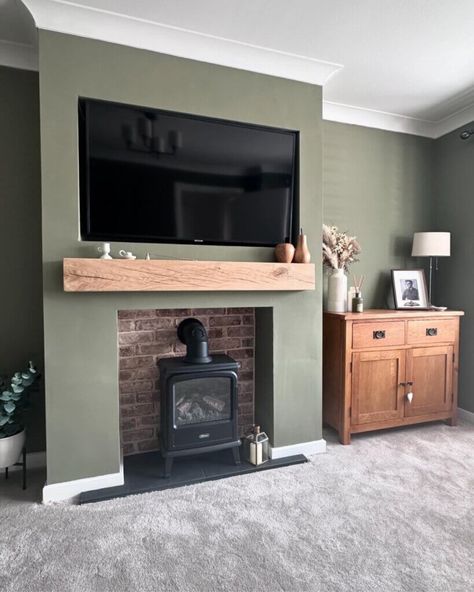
[352,275,364,313]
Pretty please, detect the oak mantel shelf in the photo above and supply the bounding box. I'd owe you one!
[63,258,315,292]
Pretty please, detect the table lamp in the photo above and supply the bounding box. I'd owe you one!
[411,232,450,306]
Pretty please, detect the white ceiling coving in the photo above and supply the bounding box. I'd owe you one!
[1,0,474,138]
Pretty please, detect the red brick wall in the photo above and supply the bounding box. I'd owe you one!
[118,308,255,455]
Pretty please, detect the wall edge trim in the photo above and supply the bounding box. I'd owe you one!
[42,466,124,503]
[270,438,326,459]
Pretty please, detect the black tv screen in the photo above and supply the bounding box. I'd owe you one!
[79,99,299,247]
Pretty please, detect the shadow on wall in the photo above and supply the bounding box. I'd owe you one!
[0,66,45,452]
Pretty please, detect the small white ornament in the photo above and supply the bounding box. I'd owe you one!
[406,392,414,403]
[98,243,112,260]
[119,250,137,260]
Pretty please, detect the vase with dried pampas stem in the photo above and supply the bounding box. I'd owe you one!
[322,224,361,312]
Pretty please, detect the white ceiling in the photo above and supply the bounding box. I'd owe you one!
[2,0,474,137]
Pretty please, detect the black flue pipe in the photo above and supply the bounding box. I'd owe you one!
[177,318,212,364]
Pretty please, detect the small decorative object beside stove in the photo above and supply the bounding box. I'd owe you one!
[323,224,361,313]
[294,228,311,263]
[244,425,269,465]
[158,318,241,478]
[274,241,296,263]
[97,242,112,259]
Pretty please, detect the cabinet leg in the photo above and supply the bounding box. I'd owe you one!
[447,416,457,427]
[339,430,351,445]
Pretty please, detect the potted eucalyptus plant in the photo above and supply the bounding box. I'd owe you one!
[0,361,39,469]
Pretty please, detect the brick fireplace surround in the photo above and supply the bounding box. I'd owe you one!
[118,308,255,455]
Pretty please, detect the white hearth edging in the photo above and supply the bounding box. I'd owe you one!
[42,465,124,503]
[458,407,474,424]
[270,438,326,459]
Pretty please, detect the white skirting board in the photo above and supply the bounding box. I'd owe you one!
[42,466,124,503]
[458,407,474,424]
[270,438,326,460]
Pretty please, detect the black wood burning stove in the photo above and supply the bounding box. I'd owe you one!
[159,318,241,477]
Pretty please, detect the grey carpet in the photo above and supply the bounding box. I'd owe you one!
[0,421,473,592]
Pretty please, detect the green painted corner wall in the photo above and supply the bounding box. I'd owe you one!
[434,122,474,413]
[323,121,434,308]
[0,66,45,452]
[38,31,323,484]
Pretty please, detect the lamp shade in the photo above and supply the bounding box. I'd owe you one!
[412,232,451,257]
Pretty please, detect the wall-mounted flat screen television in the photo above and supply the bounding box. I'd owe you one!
[79,98,299,247]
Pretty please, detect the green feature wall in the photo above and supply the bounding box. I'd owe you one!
[323,121,433,308]
[38,31,323,485]
[434,122,474,413]
[0,66,45,452]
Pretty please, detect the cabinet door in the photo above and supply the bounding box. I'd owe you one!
[405,346,453,417]
[351,350,405,425]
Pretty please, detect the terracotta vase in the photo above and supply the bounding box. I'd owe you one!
[275,242,296,263]
[294,230,311,263]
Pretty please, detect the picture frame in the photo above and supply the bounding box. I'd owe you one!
[391,269,429,310]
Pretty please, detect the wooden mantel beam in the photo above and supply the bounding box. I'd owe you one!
[63,259,316,292]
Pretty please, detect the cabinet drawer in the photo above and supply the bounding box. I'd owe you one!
[352,321,405,349]
[407,319,457,344]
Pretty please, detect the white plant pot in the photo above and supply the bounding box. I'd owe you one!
[327,268,348,313]
[0,429,25,469]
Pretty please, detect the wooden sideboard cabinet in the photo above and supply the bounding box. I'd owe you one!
[323,310,464,444]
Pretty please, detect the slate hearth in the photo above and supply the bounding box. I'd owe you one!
[79,450,307,504]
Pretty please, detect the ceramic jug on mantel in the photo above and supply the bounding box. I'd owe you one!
[294,228,311,263]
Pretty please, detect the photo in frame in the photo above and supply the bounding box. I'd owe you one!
[391,269,429,310]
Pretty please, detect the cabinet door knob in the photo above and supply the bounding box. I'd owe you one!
[407,381,413,386]
[399,382,406,387]
[426,327,438,337]
[373,330,386,340]
[406,392,414,403]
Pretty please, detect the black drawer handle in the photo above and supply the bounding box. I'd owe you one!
[426,328,438,337]
[373,330,386,340]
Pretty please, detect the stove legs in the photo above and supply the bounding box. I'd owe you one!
[232,446,241,465]
[163,456,173,478]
